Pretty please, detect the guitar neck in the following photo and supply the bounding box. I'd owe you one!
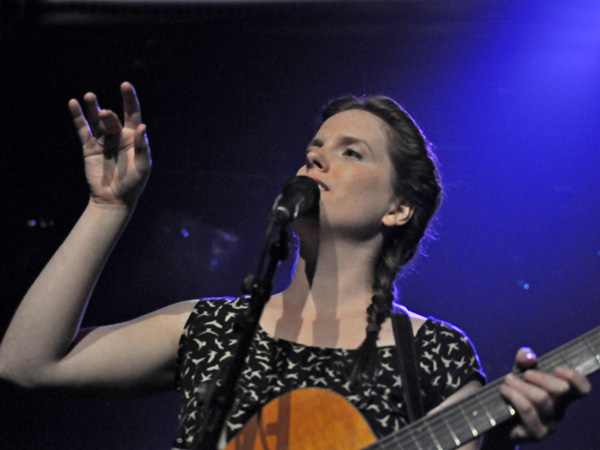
[368,326,600,450]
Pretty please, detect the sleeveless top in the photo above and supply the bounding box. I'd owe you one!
[172,297,486,449]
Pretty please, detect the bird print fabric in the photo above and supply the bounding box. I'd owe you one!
[172,297,485,449]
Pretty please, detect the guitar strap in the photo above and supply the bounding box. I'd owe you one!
[391,303,424,423]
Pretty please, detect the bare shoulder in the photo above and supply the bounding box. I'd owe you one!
[119,299,198,336]
[150,298,199,322]
[128,299,199,346]
[405,309,428,336]
[378,308,429,346]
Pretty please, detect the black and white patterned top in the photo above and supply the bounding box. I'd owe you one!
[172,297,486,449]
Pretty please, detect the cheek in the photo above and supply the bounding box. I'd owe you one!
[355,177,396,215]
[350,171,393,199]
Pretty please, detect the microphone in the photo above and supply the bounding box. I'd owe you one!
[270,176,320,225]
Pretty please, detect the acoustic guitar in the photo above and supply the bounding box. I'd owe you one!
[226,326,599,450]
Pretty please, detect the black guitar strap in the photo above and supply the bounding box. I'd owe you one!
[391,303,424,423]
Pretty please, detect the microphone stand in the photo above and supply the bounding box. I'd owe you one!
[193,218,290,450]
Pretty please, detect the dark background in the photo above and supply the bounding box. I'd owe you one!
[1,0,599,448]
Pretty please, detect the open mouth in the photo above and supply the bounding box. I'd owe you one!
[308,176,329,192]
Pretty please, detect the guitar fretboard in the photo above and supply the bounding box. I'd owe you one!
[367,326,600,450]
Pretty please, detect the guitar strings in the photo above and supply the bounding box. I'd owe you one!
[367,326,600,450]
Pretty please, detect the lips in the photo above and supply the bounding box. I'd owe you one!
[305,175,329,192]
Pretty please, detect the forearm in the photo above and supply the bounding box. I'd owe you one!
[0,201,133,386]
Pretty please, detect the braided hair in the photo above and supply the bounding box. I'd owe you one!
[320,96,442,381]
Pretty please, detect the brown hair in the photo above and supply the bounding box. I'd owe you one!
[321,96,442,381]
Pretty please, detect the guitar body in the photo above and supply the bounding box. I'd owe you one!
[223,326,599,450]
[226,388,377,450]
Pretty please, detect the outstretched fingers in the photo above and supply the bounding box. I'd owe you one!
[134,124,152,169]
[96,109,124,157]
[68,99,93,145]
[97,109,123,135]
[69,83,150,174]
[121,82,142,130]
[83,92,103,137]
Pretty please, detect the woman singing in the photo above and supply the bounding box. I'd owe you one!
[0,83,591,449]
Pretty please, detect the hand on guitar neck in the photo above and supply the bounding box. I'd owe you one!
[227,335,595,450]
[488,347,592,447]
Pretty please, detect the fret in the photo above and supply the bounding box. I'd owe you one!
[443,404,476,445]
[576,334,600,375]
[370,326,600,450]
[476,392,497,427]
[559,346,572,368]
[411,430,425,450]
[479,396,508,422]
[442,416,462,448]
[536,329,600,377]
[425,421,443,450]
[401,421,426,450]
[458,403,480,438]
[402,426,424,450]
[478,382,517,424]
[538,346,570,374]
[429,413,461,450]
[507,403,516,417]
[561,339,591,370]
[467,402,491,431]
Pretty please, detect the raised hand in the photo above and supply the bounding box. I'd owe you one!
[500,347,592,443]
[69,82,151,209]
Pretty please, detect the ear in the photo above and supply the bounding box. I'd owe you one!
[381,200,414,227]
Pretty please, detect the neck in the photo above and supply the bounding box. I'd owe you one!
[262,223,389,348]
[282,227,383,319]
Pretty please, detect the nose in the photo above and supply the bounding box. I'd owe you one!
[305,148,329,172]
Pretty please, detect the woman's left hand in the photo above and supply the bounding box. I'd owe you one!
[500,347,592,442]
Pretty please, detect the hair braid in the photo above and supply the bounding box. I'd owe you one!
[321,95,442,382]
[351,238,404,382]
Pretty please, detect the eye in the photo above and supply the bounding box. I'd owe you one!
[344,148,363,160]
